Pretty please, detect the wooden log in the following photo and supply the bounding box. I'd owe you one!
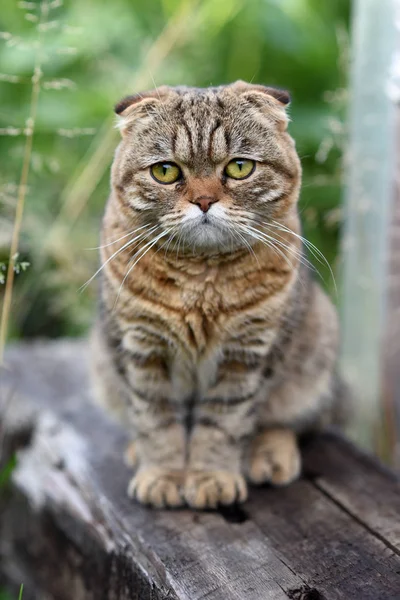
[0,340,400,600]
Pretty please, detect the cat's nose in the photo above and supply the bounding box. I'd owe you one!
[193,196,219,213]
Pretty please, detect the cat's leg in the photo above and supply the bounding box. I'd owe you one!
[247,427,301,486]
[247,284,340,487]
[92,322,186,507]
[91,323,131,424]
[97,323,187,508]
[184,364,262,509]
[246,370,334,487]
[126,390,187,508]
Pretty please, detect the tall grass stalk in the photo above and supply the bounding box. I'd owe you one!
[46,0,202,247]
[0,0,48,364]
[13,0,212,322]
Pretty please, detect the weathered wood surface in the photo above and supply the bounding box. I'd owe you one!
[0,340,399,600]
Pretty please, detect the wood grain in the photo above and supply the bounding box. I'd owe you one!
[1,341,399,599]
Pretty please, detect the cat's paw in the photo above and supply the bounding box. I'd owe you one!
[128,467,185,508]
[184,470,247,509]
[248,429,301,486]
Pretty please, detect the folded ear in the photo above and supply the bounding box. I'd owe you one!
[114,86,170,135]
[229,80,291,129]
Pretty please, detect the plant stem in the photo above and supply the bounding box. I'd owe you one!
[12,0,205,323]
[0,1,48,364]
[47,0,201,244]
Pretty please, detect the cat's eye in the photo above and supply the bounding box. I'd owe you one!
[150,162,181,184]
[225,159,255,180]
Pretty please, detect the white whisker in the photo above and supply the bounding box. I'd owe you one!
[247,223,317,274]
[237,224,296,273]
[238,224,310,290]
[126,225,161,258]
[80,224,158,292]
[113,228,172,309]
[227,223,260,268]
[86,224,152,250]
[163,228,178,258]
[176,227,186,260]
[266,220,337,294]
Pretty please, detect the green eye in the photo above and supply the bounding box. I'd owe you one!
[225,159,255,180]
[150,162,181,184]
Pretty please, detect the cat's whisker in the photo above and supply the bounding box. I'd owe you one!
[171,231,181,260]
[237,224,297,273]
[80,224,158,292]
[265,220,337,294]
[268,221,328,266]
[163,228,179,258]
[242,222,317,274]
[257,224,318,272]
[238,224,310,291]
[176,228,186,261]
[113,228,172,310]
[129,226,171,267]
[274,222,336,290]
[226,223,261,268]
[86,224,152,250]
[156,230,179,260]
[253,225,318,274]
[127,225,162,257]
[224,227,235,253]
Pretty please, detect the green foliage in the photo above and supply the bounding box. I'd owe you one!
[0,454,17,489]
[0,0,350,338]
[0,583,23,600]
[0,254,30,285]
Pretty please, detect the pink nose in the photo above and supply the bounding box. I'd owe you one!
[193,196,218,213]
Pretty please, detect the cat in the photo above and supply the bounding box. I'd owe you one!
[91,81,348,509]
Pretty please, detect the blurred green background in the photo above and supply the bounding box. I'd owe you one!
[0,0,350,340]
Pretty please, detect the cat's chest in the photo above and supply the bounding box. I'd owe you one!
[123,259,281,375]
[181,278,223,346]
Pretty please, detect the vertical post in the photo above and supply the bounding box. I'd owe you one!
[382,107,400,466]
[340,0,397,452]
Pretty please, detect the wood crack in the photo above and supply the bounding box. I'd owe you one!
[1,341,400,599]
[311,478,400,557]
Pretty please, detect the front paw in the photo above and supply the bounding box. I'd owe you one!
[248,429,301,486]
[128,467,185,508]
[184,470,247,509]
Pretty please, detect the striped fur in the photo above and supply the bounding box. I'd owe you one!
[91,81,348,509]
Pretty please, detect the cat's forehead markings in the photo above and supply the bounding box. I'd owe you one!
[170,95,230,166]
[174,123,194,164]
[172,116,229,167]
[145,91,258,167]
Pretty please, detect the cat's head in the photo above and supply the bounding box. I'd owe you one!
[112,81,301,253]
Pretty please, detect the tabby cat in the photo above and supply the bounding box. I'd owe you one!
[91,81,347,509]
